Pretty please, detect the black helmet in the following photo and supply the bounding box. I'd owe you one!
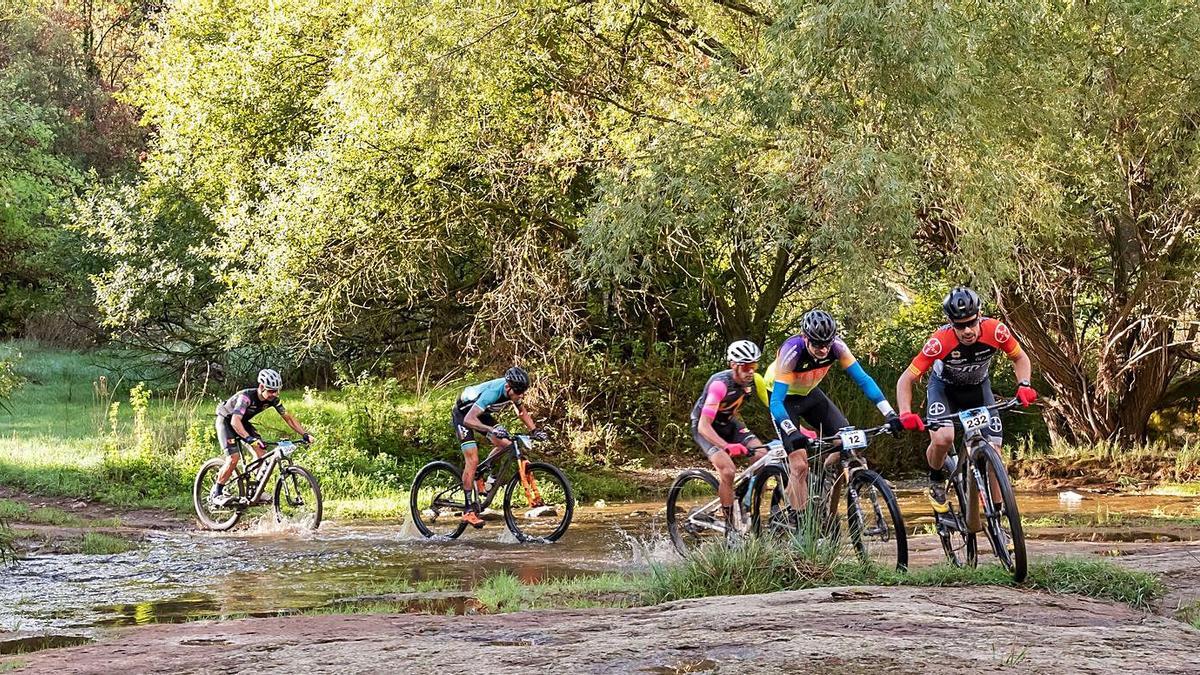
[942,286,981,321]
[801,310,838,344]
[504,366,530,393]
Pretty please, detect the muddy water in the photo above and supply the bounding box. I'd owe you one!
[2,491,1197,636]
[0,504,673,634]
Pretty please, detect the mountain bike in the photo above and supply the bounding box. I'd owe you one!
[924,398,1027,582]
[665,440,789,555]
[753,424,908,571]
[409,434,574,543]
[193,438,322,531]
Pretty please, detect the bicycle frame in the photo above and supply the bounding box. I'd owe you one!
[684,444,789,535]
[230,440,299,505]
[927,399,1020,533]
[807,424,891,518]
[473,435,539,510]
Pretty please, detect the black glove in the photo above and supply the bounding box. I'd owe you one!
[885,412,903,439]
[242,435,261,446]
[301,432,314,444]
[530,428,548,442]
[488,426,510,440]
[782,431,811,454]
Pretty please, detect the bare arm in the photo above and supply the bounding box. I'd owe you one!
[281,411,308,437]
[896,370,918,415]
[464,406,493,434]
[1011,351,1032,386]
[697,415,728,451]
[519,409,536,431]
[231,415,251,438]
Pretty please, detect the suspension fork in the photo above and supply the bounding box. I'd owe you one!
[518,458,544,507]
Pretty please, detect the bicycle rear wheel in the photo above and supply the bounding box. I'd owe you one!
[750,465,795,539]
[665,470,723,555]
[193,458,242,531]
[938,473,977,568]
[503,461,574,542]
[844,469,907,571]
[409,461,469,539]
[274,465,322,530]
[974,442,1027,582]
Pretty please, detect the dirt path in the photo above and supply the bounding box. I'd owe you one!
[9,583,1199,674]
[0,485,189,532]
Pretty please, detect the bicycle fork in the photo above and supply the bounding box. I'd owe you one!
[518,459,544,508]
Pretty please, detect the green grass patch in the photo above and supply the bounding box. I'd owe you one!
[75,532,139,555]
[645,536,1165,611]
[0,659,27,672]
[474,571,649,613]
[1176,601,1200,630]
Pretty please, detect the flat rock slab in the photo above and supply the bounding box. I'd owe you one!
[12,585,1200,674]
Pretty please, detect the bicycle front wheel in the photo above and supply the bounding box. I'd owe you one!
[273,465,322,530]
[974,442,1027,582]
[845,469,907,572]
[938,468,977,569]
[503,462,574,542]
[193,458,242,531]
[751,465,795,539]
[409,461,469,539]
[665,470,722,555]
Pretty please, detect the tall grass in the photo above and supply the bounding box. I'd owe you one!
[646,536,1165,611]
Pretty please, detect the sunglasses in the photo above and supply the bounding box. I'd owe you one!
[808,340,833,350]
[264,388,280,394]
[951,317,980,330]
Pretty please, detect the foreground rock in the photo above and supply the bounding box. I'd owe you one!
[13,585,1200,674]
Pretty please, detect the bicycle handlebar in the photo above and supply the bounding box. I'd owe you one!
[808,423,893,453]
[923,398,1022,431]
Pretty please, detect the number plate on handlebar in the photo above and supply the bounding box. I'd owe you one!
[839,430,868,450]
[958,407,991,433]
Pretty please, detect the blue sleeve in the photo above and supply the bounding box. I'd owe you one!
[845,361,886,404]
[769,380,790,426]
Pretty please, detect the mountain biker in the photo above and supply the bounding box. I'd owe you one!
[759,310,902,511]
[452,366,547,529]
[894,286,1037,513]
[210,368,313,507]
[691,340,773,531]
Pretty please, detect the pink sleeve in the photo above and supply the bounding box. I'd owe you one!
[700,379,728,419]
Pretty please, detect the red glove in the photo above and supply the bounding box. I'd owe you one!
[725,443,749,458]
[899,412,926,432]
[1016,385,1038,407]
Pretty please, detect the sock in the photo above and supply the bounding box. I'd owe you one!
[464,489,476,511]
[929,468,947,484]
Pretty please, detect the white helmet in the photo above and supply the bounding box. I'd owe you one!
[726,340,762,365]
[257,368,283,390]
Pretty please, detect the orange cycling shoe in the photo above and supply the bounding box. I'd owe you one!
[461,510,485,529]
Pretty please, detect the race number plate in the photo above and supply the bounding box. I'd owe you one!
[958,407,991,433]
[839,429,868,450]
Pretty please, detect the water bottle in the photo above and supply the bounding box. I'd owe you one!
[484,475,496,492]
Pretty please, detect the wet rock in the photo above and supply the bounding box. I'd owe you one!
[593,500,607,509]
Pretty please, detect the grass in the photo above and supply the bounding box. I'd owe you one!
[0,340,650,521]
[644,535,1166,611]
[0,659,26,672]
[475,571,650,612]
[1013,436,1200,486]
[1176,601,1200,630]
[75,532,139,555]
[0,499,123,528]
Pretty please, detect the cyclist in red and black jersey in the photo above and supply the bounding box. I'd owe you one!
[895,287,1038,512]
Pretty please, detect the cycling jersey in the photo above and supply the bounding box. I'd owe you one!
[690,370,761,426]
[453,378,523,416]
[216,388,286,421]
[763,335,892,430]
[906,318,1023,387]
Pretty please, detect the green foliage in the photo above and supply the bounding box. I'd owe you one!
[76,532,139,555]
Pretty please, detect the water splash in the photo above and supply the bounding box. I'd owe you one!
[615,526,680,568]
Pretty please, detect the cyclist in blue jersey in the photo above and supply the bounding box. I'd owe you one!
[762,310,902,510]
[452,367,547,528]
[210,368,313,507]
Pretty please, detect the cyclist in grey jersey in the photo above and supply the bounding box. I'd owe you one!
[210,368,313,506]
